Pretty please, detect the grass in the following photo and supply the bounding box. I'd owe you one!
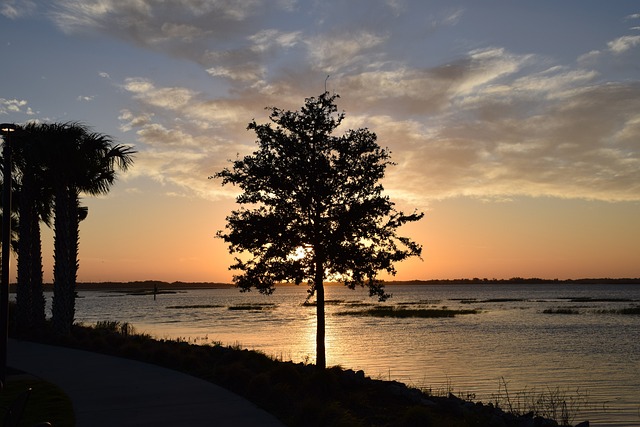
[0,374,75,426]
[95,319,137,336]
[616,306,640,314]
[228,303,277,311]
[336,306,479,318]
[544,306,640,315]
[302,299,345,307]
[543,308,581,315]
[565,297,635,303]
[166,304,223,309]
[490,377,588,426]
[594,306,640,315]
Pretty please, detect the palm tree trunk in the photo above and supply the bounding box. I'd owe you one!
[29,214,45,326]
[52,186,77,335]
[16,176,34,332]
[16,172,46,331]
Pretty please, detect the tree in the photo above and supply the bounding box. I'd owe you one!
[215,92,423,369]
[41,122,135,335]
[0,174,20,257]
[10,123,54,330]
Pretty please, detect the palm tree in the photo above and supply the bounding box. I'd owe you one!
[45,123,134,335]
[0,180,20,278]
[10,123,54,331]
[0,125,20,258]
[0,181,20,257]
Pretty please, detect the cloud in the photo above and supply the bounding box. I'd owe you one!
[440,7,464,26]
[248,29,301,52]
[122,77,196,110]
[1,0,35,19]
[305,31,388,73]
[0,98,28,114]
[577,49,601,64]
[118,109,153,132]
[204,49,265,82]
[607,35,640,54]
[116,77,258,199]
[37,2,640,204]
[117,47,640,205]
[379,78,640,202]
[50,0,271,47]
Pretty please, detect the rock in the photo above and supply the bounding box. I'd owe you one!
[533,415,558,426]
[488,414,508,427]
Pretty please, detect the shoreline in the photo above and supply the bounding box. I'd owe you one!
[8,277,640,293]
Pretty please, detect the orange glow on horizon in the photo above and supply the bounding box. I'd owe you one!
[28,193,640,284]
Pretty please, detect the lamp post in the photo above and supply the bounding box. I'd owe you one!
[0,122,16,385]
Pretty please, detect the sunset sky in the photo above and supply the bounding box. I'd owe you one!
[1,1,639,283]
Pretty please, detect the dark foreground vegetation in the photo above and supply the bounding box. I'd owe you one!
[1,370,74,426]
[12,319,588,427]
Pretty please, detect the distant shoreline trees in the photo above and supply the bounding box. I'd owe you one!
[2,122,135,335]
[214,92,423,369]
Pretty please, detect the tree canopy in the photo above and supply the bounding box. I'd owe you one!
[215,92,423,368]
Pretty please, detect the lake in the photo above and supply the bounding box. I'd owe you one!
[69,283,639,426]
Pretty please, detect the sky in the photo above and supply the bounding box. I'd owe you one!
[1,0,639,283]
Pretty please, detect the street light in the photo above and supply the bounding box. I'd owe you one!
[0,122,16,385]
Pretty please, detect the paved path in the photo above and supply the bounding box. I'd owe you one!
[7,339,285,427]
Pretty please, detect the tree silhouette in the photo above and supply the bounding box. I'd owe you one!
[44,122,135,335]
[11,123,54,330]
[215,92,423,369]
[1,122,134,334]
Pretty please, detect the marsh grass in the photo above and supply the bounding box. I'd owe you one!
[543,308,582,315]
[94,320,138,336]
[228,303,277,311]
[418,377,477,401]
[342,301,376,308]
[490,377,589,426]
[616,306,640,314]
[302,299,345,306]
[166,304,224,309]
[453,298,478,304]
[565,297,635,303]
[455,298,526,304]
[544,306,640,315]
[336,306,479,318]
[397,299,442,306]
[481,298,526,303]
[594,306,640,315]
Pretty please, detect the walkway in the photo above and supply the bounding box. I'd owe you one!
[7,339,285,427]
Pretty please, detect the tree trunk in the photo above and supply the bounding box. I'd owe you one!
[315,257,326,370]
[16,221,33,332]
[19,173,46,329]
[16,175,34,332]
[52,186,77,335]
[29,214,45,327]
